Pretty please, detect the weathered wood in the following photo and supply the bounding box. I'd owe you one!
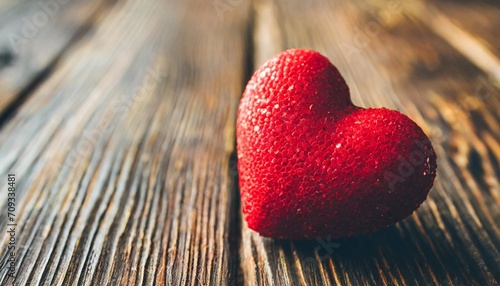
[0,0,249,284]
[0,0,499,285]
[402,0,500,83]
[420,0,500,77]
[0,0,112,119]
[240,0,500,285]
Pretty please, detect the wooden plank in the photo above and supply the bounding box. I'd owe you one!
[402,0,500,82]
[420,0,500,63]
[240,0,500,285]
[0,0,249,284]
[355,0,500,82]
[0,0,113,119]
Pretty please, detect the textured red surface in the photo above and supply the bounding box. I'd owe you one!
[237,49,437,239]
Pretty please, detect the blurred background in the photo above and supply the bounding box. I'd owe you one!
[0,0,499,285]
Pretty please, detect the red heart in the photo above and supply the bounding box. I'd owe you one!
[237,49,437,239]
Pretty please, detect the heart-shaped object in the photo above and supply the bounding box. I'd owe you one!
[236,49,437,239]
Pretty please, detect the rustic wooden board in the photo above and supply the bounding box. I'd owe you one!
[0,0,112,120]
[0,0,498,285]
[423,0,500,68]
[0,0,250,284]
[402,0,500,83]
[240,0,500,285]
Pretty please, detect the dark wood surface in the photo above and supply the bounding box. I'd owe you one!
[0,0,498,285]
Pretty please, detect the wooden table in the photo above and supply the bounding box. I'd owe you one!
[0,0,499,285]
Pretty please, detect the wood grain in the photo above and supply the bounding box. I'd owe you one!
[0,0,113,119]
[240,0,500,285]
[423,0,500,73]
[0,0,498,285]
[0,0,249,284]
